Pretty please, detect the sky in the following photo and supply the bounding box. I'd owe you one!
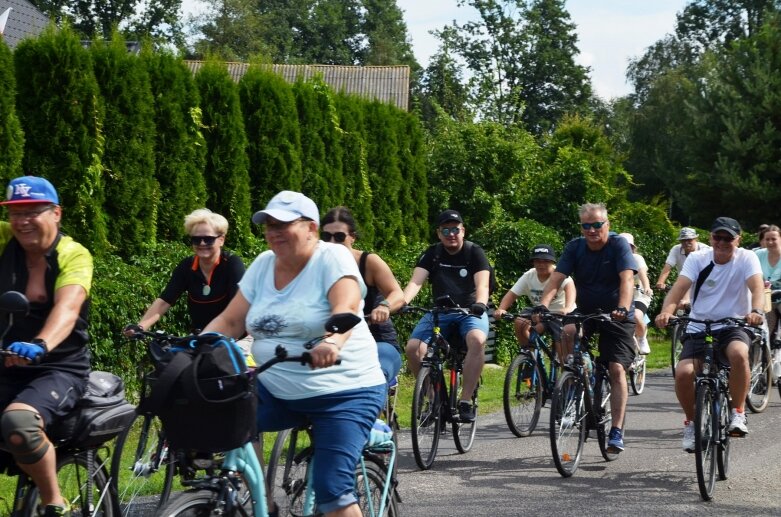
[182,0,690,99]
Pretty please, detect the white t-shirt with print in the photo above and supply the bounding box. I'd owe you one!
[665,242,711,270]
[240,242,385,399]
[510,268,573,313]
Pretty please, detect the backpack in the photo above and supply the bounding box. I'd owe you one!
[432,241,498,297]
[50,370,136,448]
[140,333,256,453]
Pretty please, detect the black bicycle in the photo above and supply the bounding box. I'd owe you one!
[665,316,759,501]
[500,310,560,437]
[403,298,481,470]
[548,312,620,478]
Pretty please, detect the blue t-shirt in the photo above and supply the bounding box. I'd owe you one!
[754,248,781,290]
[555,234,637,314]
[240,242,385,400]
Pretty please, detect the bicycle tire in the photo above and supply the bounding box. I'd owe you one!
[354,455,397,517]
[266,427,312,517]
[629,356,646,395]
[745,338,771,413]
[503,352,543,437]
[671,323,684,377]
[549,371,586,477]
[452,371,478,453]
[156,489,221,516]
[694,383,717,501]
[411,366,442,470]
[110,412,176,517]
[716,389,731,481]
[594,369,620,462]
[26,450,115,517]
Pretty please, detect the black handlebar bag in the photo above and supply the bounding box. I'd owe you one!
[140,334,256,453]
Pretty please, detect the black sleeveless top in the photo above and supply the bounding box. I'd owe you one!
[359,252,399,347]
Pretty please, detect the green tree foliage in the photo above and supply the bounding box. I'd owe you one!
[397,111,428,243]
[14,25,108,253]
[142,47,207,241]
[190,0,270,61]
[0,40,23,185]
[420,30,472,126]
[297,0,364,64]
[195,61,253,250]
[676,0,779,50]
[91,34,157,254]
[239,66,303,214]
[293,77,344,211]
[361,0,419,70]
[440,0,591,132]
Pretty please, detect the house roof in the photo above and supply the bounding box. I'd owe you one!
[0,0,48,49]
[184,61,410,111]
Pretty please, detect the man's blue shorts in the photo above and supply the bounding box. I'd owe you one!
[410,311,489,343]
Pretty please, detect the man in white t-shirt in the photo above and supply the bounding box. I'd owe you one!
[655,227,710,294]
[494,244,576,360]
[656,217,765,452]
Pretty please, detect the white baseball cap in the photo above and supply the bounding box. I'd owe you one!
[251,191,319,226]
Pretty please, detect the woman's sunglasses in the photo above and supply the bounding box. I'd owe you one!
[321,231,349,243]
[189,235,219,246]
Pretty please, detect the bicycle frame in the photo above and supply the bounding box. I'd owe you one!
[527,328,558,399]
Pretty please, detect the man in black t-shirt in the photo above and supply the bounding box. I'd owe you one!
[402,210,491,422]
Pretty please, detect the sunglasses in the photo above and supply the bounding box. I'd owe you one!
[321,231,349,243]
[8,205,54,221]
[439,227,461,236]
[711,234,736,243]
[581,221,607,230]
[190,235,219,246]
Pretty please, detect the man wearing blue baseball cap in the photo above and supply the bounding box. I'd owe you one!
[0,176,93,517]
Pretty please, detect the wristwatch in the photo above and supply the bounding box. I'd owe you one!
[751,309,764,315]
[322,337,340,347]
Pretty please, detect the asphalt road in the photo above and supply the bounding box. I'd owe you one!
[392,369,781,516]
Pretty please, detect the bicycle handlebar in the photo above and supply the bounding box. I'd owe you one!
[666,315,760,331]
[400,304,473,316]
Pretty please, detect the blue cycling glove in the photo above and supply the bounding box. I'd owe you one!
[7,341,47,362]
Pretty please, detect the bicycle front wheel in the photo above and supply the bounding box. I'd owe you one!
[452,372,478,453]
[26,450,115,517]
[355,454,397,517]
[503,353,543,437]
[411,366,442,470]
[630,356,646,395]
[671,323,684,377]
[594,369,619,462]
[694,383,717,501]
[745,338,771,413]
[716,389,731,481]
[549,371,586,477]
[110,412,176,516]
[156,489,220,516]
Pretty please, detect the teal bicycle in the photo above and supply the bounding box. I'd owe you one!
[157,313,398,516]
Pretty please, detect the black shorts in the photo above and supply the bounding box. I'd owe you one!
[583,318,635,370]
[0,369,88,429]
[541,319,563,345]
[680,327,752,363]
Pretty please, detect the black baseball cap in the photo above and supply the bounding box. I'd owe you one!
[530,244,556,262]
[437,209,463,226]
[710,217,741,237]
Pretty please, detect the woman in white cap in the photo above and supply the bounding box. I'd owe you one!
[202,191,385,517]
[619,233,652,354]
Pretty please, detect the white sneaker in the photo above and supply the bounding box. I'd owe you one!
[682,421,695,453]
[638,337,651,355]
[727,409,748,436]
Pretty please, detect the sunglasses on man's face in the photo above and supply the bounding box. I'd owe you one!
[190,235,219,246]
[581,221,607,230]
[321,231,349,243]
[439,227,461,236]
[711,234,736,243]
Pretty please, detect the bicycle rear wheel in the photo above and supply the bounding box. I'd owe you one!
[355,454,397,517]
[503,352,543,437]
[26,450,115,517]
[452,372,478,453]
[411,366,442,470]
[694,383,717,501]
[110,412,176,517]
[716,389,731,481]
[156,489,220,516]
[745,338,771,413]
[594,369,620,462]
[671,323,684,377]
[549,371,586,477]
[629,355,646,395]
[266,427,312,516]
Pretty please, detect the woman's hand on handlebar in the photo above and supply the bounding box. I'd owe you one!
[369,305,391,324]
[122,323,143,338]
[655,312,674,328]
[309,341,341,369]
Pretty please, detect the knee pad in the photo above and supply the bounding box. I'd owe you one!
[0,410,49,464]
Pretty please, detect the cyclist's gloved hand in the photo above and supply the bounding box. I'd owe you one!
[532,304,550,314]
[123,324,143,337]
[470,302,487,316]
[6,341,47,363]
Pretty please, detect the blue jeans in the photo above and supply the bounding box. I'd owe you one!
[256,382,385,513]
[410,311,489,343]
[377,341,402,386]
